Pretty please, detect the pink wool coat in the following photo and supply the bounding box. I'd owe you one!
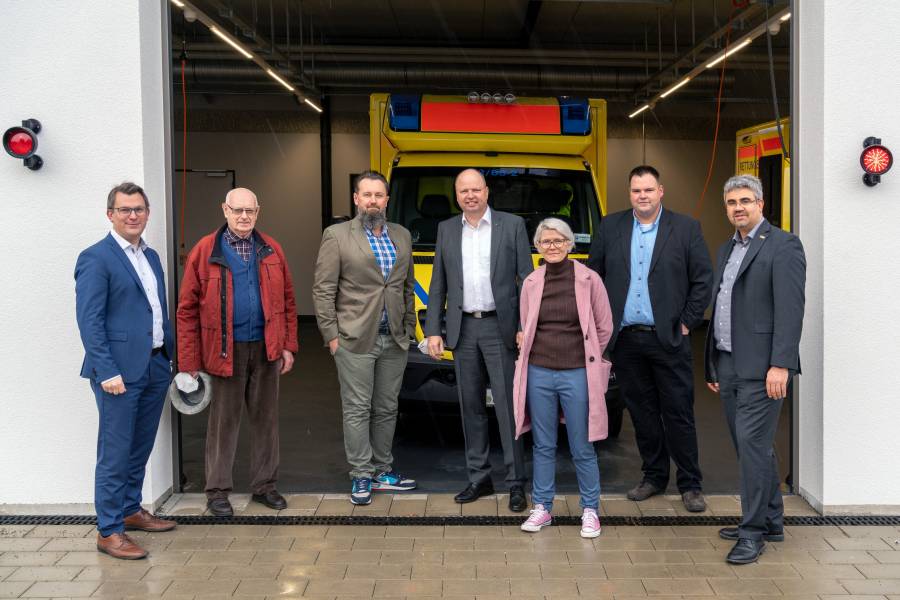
[513,259,614,442]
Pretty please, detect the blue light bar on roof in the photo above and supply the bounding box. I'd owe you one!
[558,97,591,135]
[388,94,421,131]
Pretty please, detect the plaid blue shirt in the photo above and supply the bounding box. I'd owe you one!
[364,225,396,327]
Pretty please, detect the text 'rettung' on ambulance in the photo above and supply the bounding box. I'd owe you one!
[735,118,791,231]
[370,93,624,437]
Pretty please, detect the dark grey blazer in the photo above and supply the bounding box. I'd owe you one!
[587,208,713,353]
[704,220,806,382]
[424,210,533,350]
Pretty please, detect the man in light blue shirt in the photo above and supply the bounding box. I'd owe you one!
[621,207,662,327]
[588,165,712,513]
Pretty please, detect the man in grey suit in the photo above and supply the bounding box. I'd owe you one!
[425,168,533,512]
[313,170,417,506]
[705,174,806,565]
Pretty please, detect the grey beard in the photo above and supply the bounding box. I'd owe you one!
[357,207,387,230]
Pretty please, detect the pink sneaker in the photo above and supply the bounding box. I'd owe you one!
[520,504,552,533]
[580,508,601,538]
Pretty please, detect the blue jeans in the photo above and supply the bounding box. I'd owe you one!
[526,364,600,511]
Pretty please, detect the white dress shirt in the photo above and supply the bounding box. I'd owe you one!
[110,230,165,349]
[460,207,496,312]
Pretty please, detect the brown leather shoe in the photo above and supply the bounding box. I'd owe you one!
[124,508,177,532]
[96,532,148,560]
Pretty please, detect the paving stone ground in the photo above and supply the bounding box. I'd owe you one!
[1,494,899,599]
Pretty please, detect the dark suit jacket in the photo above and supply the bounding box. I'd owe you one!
[587,208,712,353]
[425,210,533,350]
[704,220,806,382]
[75,233,174,383]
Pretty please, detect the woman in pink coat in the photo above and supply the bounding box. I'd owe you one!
[514,218,614,538]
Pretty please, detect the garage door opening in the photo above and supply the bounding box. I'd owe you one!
[168,0,794,497]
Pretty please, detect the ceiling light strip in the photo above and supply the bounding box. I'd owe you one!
[705,38,752,69]
[659,77,691,98]
[628,6,790,119]
[172,0,320,111]
[628,104,650,119]
[209,26,253,59]
[266,69,295,91]
[304,98,324,113]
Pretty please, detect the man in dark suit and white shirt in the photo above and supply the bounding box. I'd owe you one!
[425,168,533,512]
[705,174,805,565]
[587,165,712,512]
[75,182,177,560]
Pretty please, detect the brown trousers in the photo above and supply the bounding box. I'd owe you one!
[205,341,281,499]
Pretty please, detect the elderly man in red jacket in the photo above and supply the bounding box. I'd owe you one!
[177,187,298,517]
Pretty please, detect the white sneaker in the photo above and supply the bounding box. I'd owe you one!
[520,504,552,533]
[580,508,602,538]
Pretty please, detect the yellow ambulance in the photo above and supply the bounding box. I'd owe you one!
[370,93,623,436]
[735,118,791,231]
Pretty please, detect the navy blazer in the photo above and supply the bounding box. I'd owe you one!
[704,221,806,382]
[75,233,174,383]
[587,208,713,353]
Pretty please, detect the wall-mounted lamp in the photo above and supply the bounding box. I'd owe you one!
[3,118,43,171]
[860,137,893,187]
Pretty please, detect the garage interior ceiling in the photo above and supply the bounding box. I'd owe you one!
[172,0,790,132]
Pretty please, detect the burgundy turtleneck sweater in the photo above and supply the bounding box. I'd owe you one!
[528,258,585,370]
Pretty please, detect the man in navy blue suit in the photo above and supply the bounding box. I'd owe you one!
[75,182,178,560]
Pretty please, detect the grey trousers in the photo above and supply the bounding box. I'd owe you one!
[453,315,527,486]
[206,341,281,500]
[717,351,785,540]
[333,335,407,480]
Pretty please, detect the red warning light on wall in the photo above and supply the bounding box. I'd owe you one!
[860,137,892,187]
[2,119,43,171]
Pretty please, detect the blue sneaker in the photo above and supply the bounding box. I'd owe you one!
[372,470,417,491]
[350,477,372,505]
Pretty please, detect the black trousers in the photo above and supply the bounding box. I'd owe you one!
[611,329,702,492]
[717,351,785,540]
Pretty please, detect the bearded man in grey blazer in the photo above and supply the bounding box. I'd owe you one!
[705,174,806,565]
[425,168,533,512]
[313,170,417,506]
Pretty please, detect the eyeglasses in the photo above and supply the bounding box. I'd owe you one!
[538,238,570,249]
[725,197,759,208]
[225,204,259,216]
[112,207,147,216]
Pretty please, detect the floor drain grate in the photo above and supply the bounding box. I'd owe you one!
[3,514,900,527]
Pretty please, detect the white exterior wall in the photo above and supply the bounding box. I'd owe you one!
[0,1,173,507]
[796,0,900,512]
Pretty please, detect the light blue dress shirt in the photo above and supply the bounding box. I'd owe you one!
[621,207,662,327]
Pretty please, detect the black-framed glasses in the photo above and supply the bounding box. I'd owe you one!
[112,207,146,216]
[537,238,569,249]
[225,204,259,216]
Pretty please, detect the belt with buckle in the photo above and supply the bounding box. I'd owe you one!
[151,346,164,355]
[464,310,497,319]
[621,324,655,333]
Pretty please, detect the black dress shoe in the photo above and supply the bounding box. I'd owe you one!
[726,538,766,564]
[508,485,527,513]
[252,490,288,510]
[207,497,234,517]
[719,526,784,542]
[454,480,494,504]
